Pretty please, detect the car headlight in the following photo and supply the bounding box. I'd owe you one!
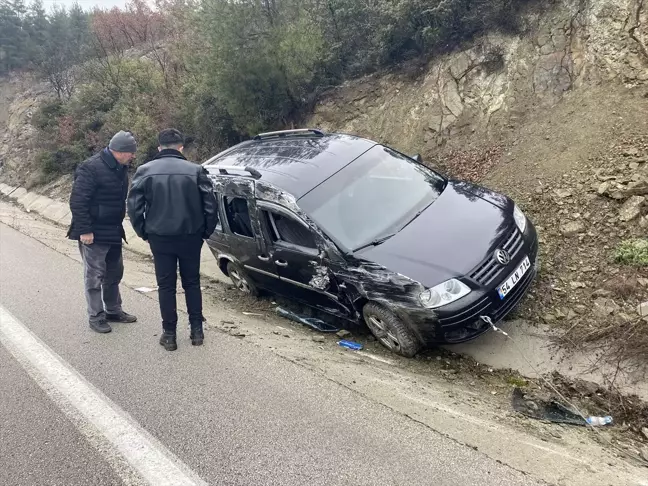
[513,204,527,233]
[419,279,471,309]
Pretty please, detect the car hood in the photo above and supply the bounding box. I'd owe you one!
[355,181,514,288]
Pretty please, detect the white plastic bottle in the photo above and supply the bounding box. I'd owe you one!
[586,416,613,426]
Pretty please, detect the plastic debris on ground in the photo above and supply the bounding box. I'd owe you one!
[585,415,613,426]
[134,287,157,293]
[511,388,612,426]
[275,306,340,332]
[338,340,363,351]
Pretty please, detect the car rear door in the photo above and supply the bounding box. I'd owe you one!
[219,179,279,291]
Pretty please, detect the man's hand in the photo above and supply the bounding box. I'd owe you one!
[80,233,94,245]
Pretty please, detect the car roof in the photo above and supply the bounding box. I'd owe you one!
[203,132,376,199]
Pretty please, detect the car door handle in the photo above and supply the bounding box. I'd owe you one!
[275,259,288,267]
[258,255,270,262]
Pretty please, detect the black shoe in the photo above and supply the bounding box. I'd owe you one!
[159,332,177,351]
[90,320,112,334]
[106,311,137,323]
[190,328,204,346]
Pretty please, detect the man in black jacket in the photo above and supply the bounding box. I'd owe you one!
[68,130,138,334]
[127,129,218,351]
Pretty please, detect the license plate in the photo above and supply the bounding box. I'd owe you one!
[497,256,531,299]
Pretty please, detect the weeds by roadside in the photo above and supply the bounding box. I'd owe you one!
[614,239,648,267]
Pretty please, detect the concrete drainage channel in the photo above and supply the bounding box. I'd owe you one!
[0,183,73,226]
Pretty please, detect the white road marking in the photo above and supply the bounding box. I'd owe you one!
[0,305,208,486]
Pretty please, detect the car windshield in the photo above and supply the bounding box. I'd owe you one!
[298,145,446,252]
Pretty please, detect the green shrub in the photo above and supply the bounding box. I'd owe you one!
[72,82,120,114]
[102,104,159,167]
[613,239,648,267]
[177,86,242,161]
[31,99,65,131]
[36,144,88,176]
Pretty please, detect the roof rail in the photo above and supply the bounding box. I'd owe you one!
[253,128,325,141]
[213,165,262,179]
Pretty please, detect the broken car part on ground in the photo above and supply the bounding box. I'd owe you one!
[201,129,539,357]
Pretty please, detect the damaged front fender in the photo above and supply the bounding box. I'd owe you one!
[331,258,439,344]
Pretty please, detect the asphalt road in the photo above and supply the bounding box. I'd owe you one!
[0,222,543,486]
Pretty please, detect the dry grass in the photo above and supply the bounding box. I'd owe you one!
[564,316,648,370]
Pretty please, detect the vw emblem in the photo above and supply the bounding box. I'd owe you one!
[494,249,511,266]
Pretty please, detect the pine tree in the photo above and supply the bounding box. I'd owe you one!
[25,0,49,65]
[68,2,89,62]
[0,0,29,73]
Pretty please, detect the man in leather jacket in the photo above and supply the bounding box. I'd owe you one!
[127,129,218,351]
[68,130,139,334]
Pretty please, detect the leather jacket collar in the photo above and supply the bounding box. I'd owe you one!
[152,149,187,161]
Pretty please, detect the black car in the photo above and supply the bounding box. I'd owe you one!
[203,129,538,357]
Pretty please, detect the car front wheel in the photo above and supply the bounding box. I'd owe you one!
[363,302,420,358]
[226,261,259,297]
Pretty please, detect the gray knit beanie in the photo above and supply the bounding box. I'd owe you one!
[108,130,137,153]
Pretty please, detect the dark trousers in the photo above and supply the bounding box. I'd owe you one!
[78,242,123,323]
[148,234,204,332]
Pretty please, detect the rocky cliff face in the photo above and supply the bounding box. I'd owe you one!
[0,74,50,188]
[309,0,648,157]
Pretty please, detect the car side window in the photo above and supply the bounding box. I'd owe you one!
[224,197,254,238]
[263,210,317,249]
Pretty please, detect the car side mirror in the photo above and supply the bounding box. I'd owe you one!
[413,154,423,164]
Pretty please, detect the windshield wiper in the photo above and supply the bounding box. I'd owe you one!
[353,232,398,252]
[399,201,434,232]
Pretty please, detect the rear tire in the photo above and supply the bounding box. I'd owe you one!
[363,302,421,358]
[226,261,259,297]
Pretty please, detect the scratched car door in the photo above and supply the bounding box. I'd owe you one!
[258,204,349,316]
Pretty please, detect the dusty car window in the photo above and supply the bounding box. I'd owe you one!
[263,210,317,249]
[298,146,445,251]
[224,197,254,238]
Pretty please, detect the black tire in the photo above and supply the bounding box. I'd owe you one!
[362,302,421,358]
[226,261,259,297]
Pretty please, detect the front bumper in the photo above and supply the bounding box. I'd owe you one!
[399,223,539,346]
